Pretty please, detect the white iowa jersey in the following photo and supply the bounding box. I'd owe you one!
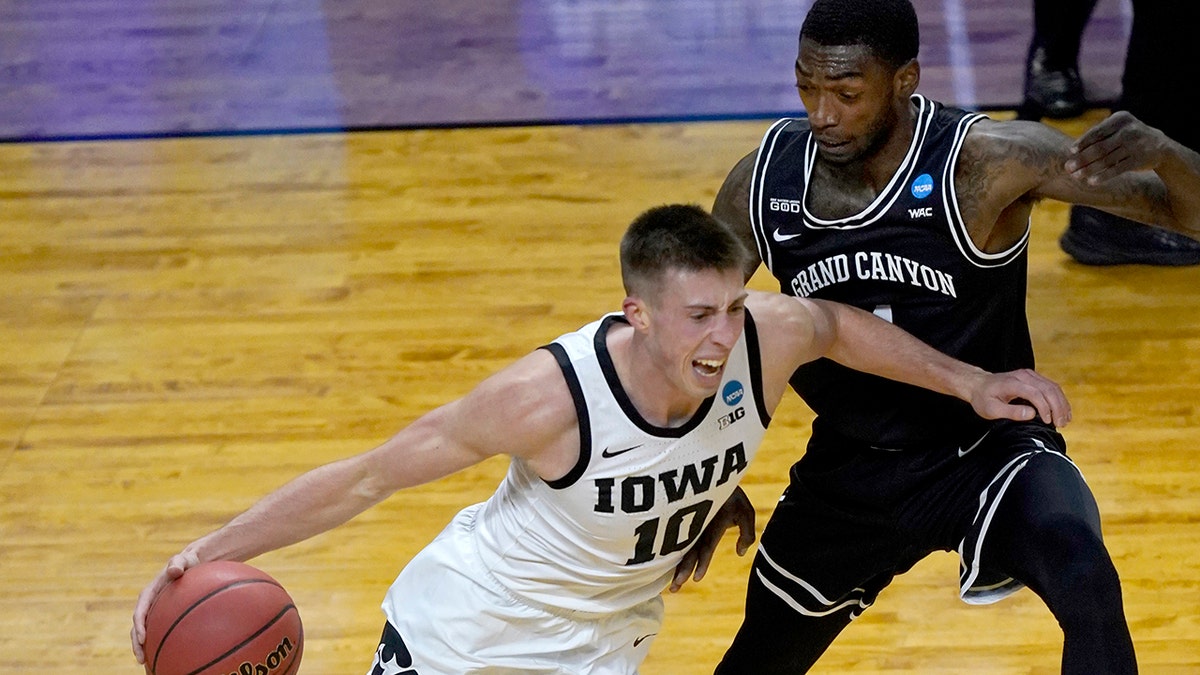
[470,311,770,614]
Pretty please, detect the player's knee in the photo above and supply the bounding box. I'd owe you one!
[1029,515,1124,614]
[1054,558,1127,638]
[1007,463,1104,554]
[1057,534,1121,599]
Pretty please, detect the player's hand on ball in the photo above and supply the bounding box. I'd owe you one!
[131,550,200,663]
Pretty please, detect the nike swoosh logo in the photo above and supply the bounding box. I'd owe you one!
[957,430,990,457]
[772,228,802,242]
[601,444,642,458]
[633,633,657,647]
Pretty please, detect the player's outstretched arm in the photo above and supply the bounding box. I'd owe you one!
[746,292,1071,428]
[808,298,1072,427]
[967,114,1200,240]
[131,350,576,662]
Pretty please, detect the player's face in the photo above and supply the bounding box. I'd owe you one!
[646,267,748,399]
[795,39,903,165]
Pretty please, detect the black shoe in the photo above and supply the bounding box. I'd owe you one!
[1018,46,1087,120]
[1060,206,1200,266]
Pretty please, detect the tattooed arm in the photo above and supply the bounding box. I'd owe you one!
[1062,111,1200,236]
[713,150,764,282]
[955,115,1200,254]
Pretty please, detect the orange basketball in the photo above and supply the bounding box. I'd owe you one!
[143,561,303,675]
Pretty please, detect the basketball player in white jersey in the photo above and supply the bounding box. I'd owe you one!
[131,204,1070,674]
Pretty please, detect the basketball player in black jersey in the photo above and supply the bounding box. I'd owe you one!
[704,1,1200,673]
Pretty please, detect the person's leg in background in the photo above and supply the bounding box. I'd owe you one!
[1019,0,1098,120]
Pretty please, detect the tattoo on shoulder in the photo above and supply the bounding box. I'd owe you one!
[1008,129,1070,177]
[955,128,1065,221]
[953,138,994,223]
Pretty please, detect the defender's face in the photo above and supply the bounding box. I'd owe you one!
[795,39,901,165]
[644,268,747,400]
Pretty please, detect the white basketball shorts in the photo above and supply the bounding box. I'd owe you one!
[368,504,664,675]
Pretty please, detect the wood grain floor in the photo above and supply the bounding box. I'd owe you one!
[1,111,1197,673]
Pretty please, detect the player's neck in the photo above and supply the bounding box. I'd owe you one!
[610,327,705,429]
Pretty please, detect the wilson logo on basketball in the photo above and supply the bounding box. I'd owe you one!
[226,636,296,675]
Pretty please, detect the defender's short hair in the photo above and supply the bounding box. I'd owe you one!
[800,0,920,67]
[619,204,749,298]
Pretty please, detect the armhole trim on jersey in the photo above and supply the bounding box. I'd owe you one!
[742,309,772,429]
[748,117,796,274]
[943,113,1031,268]
[539,343,592,490]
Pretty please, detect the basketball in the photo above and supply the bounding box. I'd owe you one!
[143,561,303,675]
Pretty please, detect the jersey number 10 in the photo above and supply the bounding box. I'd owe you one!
[625,499,714,565]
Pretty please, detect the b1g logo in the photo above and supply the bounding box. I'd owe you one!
[768,197,803,213]
[910,173,934,199]
[717,406,746,430]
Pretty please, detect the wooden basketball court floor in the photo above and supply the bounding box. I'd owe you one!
[2,2,1198,674]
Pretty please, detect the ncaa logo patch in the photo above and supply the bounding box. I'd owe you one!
[722,380,744,406]
[910,173,934,199]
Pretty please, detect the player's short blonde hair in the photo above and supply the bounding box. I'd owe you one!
[619,204,749,301]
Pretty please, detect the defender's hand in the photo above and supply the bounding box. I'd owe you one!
[670,487,756,592]
[969,368,1072,428]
